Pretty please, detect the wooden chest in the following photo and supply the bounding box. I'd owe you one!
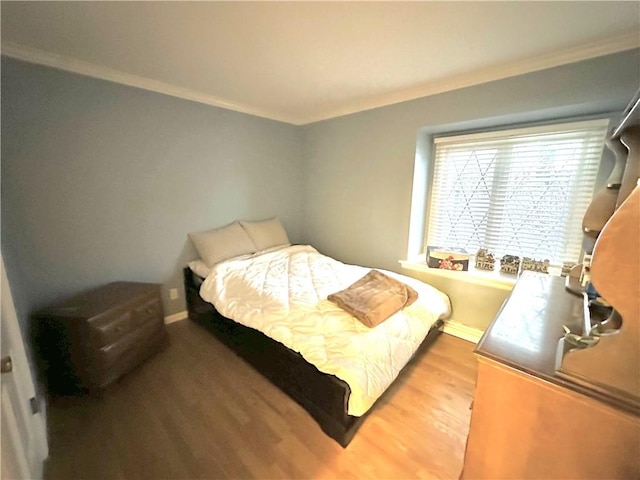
[33,282,168,395]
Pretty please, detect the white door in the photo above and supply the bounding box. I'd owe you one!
[1,254,48,479]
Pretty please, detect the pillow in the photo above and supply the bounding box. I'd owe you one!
[240,217,290,251]
[254,244,291,257]
[187,260,212,279]
[188,221,256,267]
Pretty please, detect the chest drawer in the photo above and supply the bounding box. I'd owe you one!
[88,294,162,348]
[88,313,164,371]
[87,326,167,390]
[33,281,168,395]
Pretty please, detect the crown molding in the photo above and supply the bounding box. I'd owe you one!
[0,42,299,125]
[3,31,639,126]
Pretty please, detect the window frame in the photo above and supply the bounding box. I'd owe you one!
[417,116,613,266]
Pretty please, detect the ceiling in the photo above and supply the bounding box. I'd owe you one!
[2,1,639,125]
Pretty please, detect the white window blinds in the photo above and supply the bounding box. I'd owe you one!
[426,118,609,264]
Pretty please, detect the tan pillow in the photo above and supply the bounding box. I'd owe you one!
[188,221,256,267]
[240,217,290,251]
[187,260,212,279]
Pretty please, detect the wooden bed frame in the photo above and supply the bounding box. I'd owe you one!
[183,267,444,447]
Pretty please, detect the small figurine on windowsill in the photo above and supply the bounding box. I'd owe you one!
[475,248,496,271]
[521,257,550,274]
[500,255,520,275]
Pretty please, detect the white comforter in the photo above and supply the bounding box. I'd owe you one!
[199,245,450,416]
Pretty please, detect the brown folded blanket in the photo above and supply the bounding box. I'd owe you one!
[327,270,418,328]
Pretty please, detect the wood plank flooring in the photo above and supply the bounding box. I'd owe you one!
[44,320,477,479]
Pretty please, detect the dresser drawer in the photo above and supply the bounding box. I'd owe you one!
[87,327,167,389]
[88,308,132,348]
[88,294,161,348]
[133,296,163,327]
[90,314,163,370]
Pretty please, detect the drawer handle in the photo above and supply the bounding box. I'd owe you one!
[145,308,155,314]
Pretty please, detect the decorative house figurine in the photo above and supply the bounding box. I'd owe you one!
[500,255,520,275]
[475,248,496,271]
[539,259,550,273]
[521,257,550,274]
[521,257,534,271]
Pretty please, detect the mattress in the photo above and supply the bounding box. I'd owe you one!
[198,245,450,416]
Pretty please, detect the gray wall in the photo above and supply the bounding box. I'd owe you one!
[1,57,304,326]
[301,49,640,272]
[2,49,639,335]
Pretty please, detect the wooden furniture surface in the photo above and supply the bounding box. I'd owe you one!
[462,273,640,479]
[33,281,168,394]
[183,266,444,447]
[559,186,640,407]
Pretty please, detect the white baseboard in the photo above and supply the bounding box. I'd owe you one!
[442,320,484,344]
[164,310,188,324]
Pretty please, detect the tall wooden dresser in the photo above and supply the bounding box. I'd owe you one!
[461,274,639,479]
[33,282,168,395]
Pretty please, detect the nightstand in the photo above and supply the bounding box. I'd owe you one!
[33,282,168,395]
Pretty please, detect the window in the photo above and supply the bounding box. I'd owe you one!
[425,118,609,264]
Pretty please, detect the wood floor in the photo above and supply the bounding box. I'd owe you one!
[44,320,478,479]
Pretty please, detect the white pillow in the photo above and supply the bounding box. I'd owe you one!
[254,244,291,256]
[240,217,290,251]
[188,260,212,279]
[188,221,256,267]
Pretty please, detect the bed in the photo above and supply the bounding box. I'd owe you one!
[184,219,450,446]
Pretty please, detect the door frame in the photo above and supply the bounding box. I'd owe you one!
[1,254,49,479]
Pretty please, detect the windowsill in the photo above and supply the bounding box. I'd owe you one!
[399,257,518,290]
